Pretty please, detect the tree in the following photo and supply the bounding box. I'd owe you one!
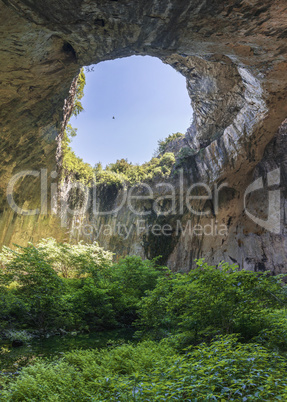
[1,245,65,330]
[62,69,95,184]
[72,68,86,117]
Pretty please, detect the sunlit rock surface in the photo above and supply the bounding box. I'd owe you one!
[0,0,287,272]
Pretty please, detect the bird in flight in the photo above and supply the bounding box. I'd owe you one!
[112,116,115,119]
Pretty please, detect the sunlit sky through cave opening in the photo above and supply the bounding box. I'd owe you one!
[69,55,193,168]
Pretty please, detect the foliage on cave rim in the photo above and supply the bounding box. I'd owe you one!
[61,68,95,185]
[155,132,185,155]
[60,68,189,187]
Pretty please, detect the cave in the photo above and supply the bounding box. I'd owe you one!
[0,0,287,272]
[68,55,192,167]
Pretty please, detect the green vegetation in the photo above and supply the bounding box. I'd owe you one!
[0,239,165,332]
[60,68,178,186]
[62,136,95,185]
[156,132,185,155]
[62,68,95,185]
[2,337,287,401]
[1,242,287,400]
[136,259,287,347]
[173,146,196,172]
[95,153,176,187]
[72,68,86,117]
[177,145,195,160]
[4,330,33,344]
[59,69,187,187]
[60,70,191,186]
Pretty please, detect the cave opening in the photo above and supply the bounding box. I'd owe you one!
[68,55,193,168]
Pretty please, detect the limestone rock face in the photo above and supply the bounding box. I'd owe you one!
[0,0,287,272]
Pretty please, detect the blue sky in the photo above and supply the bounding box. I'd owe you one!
[70,55,192,167]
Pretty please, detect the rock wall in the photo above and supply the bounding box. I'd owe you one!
[0,0,287,272]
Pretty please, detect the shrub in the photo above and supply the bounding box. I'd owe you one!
[0,241,164,332]
[156,132,184,155]
[2,337,287,401]
[0,289,27,331]
[254,309,287,351]
[159,152,176,167]
[95,169,126,188]
[136,259,287,345]
[62,133,95,185]
[107,159,132,175]
[173,146,195,171]
[94,152,176,187]
[0,240,115,331]
[106,256,166,325]
[4,330,33,343]
[0,245,66,330]
[68,277,117,330]
[36,238,113,278]
[61,68,95,185]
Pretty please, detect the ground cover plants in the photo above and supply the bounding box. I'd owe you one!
[1,240,287,400]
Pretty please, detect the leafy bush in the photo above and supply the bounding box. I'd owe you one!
[68,277,117,330]
[159,152,176,167]
[0,240,164,332]
[62,132,95,185]
[0,288,27,331]
[95,153,176,187]
[254,309,287,351]
[36,238,113,278]
[156,132,184,155]
[0,245,66,330]
[61,68,95,185]
[173,146,196,171]
[0,240,114,331]
[107,158,133,175]
[2,337,287,401]
[72,68,86,117]
[95,169,126,188]
[177,146,194,159]
[136,259,287,345]
[106,256,166,325]
[1,247,287,401]
[4,330,33,343]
